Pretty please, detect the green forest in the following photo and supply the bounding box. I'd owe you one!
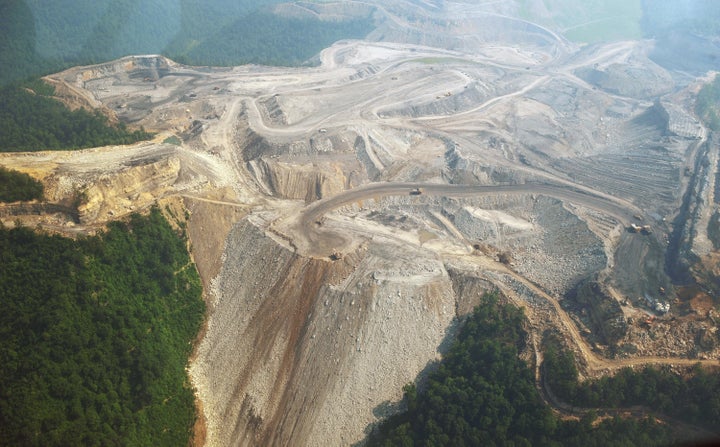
[696,74,720,131]
[544,338,720,434]
[369,293,708,446]
[179,11,374,67]
[1,0,376,85]
[0,166,44,202]
[0,208,205,446]
[4,0,720,85]
[0,82,152,151]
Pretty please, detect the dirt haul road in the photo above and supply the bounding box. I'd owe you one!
[289,181,645,256]
[6,2,719,445]
[291,182,717,372]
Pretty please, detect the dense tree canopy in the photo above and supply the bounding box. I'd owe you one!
[0,166,43,202]
[371,294,677,446]
[0,83,152,152]
[0,208,204,446]
[1,0,375,85]
[180,11,375,67]
[373,295,556,446]
[544,339,720,435]
[696,74,720,131]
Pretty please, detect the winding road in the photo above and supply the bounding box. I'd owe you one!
[300,181,640,228]
[292,181,719,375]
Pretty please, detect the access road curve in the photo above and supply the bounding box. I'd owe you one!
[300,181,641,230]
[293,181,719,375]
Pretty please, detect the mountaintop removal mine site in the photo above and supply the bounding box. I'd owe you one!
[2,1,720,445]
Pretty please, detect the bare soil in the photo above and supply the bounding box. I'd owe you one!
[2,1,719,445]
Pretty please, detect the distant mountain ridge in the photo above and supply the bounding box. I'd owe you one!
[2,0,720,86]
[0,0,375,85]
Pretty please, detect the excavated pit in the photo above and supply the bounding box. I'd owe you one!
[4,2,720,445]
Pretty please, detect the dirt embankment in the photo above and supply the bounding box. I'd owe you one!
[6,8,718,445]
[191,217,458,447]
[249,158,348,202]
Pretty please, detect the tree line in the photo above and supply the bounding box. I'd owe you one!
[178,11,374,67]
[369,293,686,446]
[696,74,720,131]
[0,208,205,446]
[2,0,375,85]
[544,337,720,435]
[0,82,152,152]
[0,166,43,202]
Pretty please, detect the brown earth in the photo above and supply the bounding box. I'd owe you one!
[2,1,719,445]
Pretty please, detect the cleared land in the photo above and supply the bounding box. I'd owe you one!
[1,1,719,446]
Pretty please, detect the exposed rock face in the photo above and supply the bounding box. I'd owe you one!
[0,202,78,222]
[191,219,458,447]
[235,128,275,162]
[572,278,627,345]
[447,266,497,316]
[668,134,718,283]
[445,195,607,295]
[653,100,704,139]
[444,145,528,185]
[248,158,348,202]
[77,156,180,223]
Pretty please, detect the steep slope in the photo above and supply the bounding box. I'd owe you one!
[191,219,458,446]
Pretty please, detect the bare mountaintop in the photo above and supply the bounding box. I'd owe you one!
[2,1,719,446]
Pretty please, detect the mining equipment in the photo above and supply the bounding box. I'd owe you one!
[642,316,656,327]
[628,223,652,234]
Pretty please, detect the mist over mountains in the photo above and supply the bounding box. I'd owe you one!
[2,0,719,85]
[0,0,373,84]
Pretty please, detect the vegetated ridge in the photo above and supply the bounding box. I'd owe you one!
[0,81,152,151]
[544,337,720,435]
[696,74,720,131]
[371,293,682,446]
[0,0,377,85]
[0,166,43,202]
[0,208,205,446]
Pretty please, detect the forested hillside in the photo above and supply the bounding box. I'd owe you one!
[0,166,43,202]
[0,82,152,151]
[1,0,376,85]
[696,74,720,131]
[544,338,720,435]
[370,293,704,446]
[5,0,720,84]
[0,208,205,446]
[181,11,374,66]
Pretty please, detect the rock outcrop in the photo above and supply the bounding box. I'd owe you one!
[77,156,180,223]
[572,278,627,345]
